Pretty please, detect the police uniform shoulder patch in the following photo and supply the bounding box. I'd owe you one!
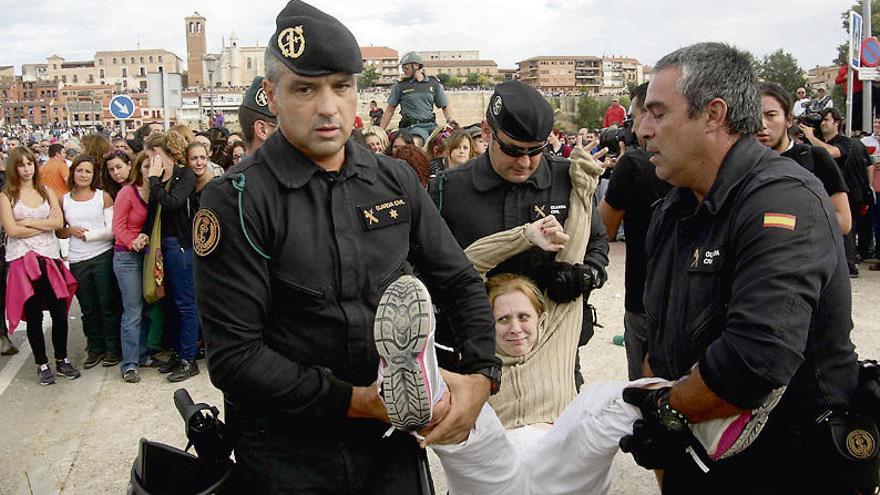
[193,208,221,257]
[763,212,796,231]
[357,196,410,231]
[847,429,877,460]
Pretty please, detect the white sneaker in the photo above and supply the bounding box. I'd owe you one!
[374,275,444,432]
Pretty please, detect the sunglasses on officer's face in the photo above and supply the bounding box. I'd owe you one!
[491,129,547,158]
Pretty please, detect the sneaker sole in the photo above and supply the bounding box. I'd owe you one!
[374,276,434,431]
[167,370,199,382]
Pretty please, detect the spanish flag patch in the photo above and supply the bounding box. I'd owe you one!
[763,212,797,230]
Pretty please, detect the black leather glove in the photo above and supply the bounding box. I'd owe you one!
[619,386,688,470]
[585,263,607,290]
[546,262,585,303]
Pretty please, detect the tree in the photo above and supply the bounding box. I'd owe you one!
[446,76,463,88]
[574,95,602,130]
[436,72,451,85]
[357,66,380,88]
[757,49,806,94]
[465,72,492,87]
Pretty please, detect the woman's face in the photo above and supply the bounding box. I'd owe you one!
[188,146,209,177]
[392,136,408,158]
[493,290,539,357]
[16,156,35,183]
[232,146,246,165]
[448,139,471,167]
[106,157,131,185]
[146,147,173,169]
[73,161,94,189]
[139,160,150,183]
[365,135,384,154]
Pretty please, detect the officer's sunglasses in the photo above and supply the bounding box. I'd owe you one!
[491,129,547,157]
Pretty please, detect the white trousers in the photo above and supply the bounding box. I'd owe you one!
[432,380,645,495]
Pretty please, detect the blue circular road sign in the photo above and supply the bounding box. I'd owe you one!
[862,37,880,68]
[109,94,136,120]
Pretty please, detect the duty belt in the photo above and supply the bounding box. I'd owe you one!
[400,116,436,127]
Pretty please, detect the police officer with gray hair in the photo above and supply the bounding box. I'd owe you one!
[619,42,866,494]
[194,1,499,492]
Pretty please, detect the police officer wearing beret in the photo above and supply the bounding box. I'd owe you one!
[429,80,609,387]
[193,2,500,493]
[237,76,277,154]
[379,52,455,142]
[618,43,862,494]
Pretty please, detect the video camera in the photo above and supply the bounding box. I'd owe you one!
[598,116,637,156]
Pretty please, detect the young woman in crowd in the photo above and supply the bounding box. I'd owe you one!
[187,141,218,210]
[0,147,78,385]
[225,141,246,169]
[102,149,132,200]
[113,152,153,383]
[363,126,389,155]
[142,131,200,382]
[388,130,415,158]
[443,130,476,169]
[58,155,120,369]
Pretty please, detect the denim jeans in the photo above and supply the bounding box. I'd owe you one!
[114,250,152,373]
[70,249,121,355]
[162,238,199,361]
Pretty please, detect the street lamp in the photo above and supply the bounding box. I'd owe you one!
[203,54,220,128]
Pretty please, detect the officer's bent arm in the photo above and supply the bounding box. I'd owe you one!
[379,104,396,130]
[678,179,838,420]
[194,179,352,419]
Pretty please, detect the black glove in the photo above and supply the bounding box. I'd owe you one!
[585,263,607,290]
[619,386,688,470]
[547,262,592,303]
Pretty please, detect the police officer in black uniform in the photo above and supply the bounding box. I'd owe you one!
[193,2,500,493]
[619,42,861,494]
[429,81,609,387]
[237,76,277,154]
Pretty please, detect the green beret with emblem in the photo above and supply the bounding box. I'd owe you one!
[267,0,364,76]
[241,76,275,120]
[486,80,554,142]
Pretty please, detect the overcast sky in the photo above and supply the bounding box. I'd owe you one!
[0,0,859,73]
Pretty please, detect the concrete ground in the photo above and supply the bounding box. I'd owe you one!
[1,241,878,494]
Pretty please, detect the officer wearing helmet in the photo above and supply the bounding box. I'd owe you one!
[380,51,456,143]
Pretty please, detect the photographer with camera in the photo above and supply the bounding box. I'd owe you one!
[792,87,810,118]
[599,82,671,380]
[757,82,851,236]
[801,108,872,277]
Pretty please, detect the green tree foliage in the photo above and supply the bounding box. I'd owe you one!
[447,76,463,88]
[757,49,807,94]
[357,66,380,88]
[436,72,451,85]
[573,95,632,130]
[465,72,492,86]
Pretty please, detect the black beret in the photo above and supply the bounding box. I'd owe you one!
[485,81,554,142]
[241,76,275,120]
[267,0,364,77]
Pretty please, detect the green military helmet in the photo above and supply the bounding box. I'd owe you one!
[399,51,424,67]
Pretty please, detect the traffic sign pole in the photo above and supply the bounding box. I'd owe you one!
[865,1,874,132]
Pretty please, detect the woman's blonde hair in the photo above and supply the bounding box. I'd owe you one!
[485,273,546,316]
[170,124,195,145]
[363,126,389,152]
[144,129,188,165]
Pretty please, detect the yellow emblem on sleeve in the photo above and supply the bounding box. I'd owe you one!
[193,208,221,257]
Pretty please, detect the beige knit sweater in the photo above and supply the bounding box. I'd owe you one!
[464,147,604,429]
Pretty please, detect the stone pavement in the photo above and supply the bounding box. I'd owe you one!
[1,242,878,494]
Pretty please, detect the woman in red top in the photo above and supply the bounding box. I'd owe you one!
[112,152,152,383]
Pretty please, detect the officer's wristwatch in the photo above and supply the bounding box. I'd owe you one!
[654,389,689,433]
[473,366,502,395]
